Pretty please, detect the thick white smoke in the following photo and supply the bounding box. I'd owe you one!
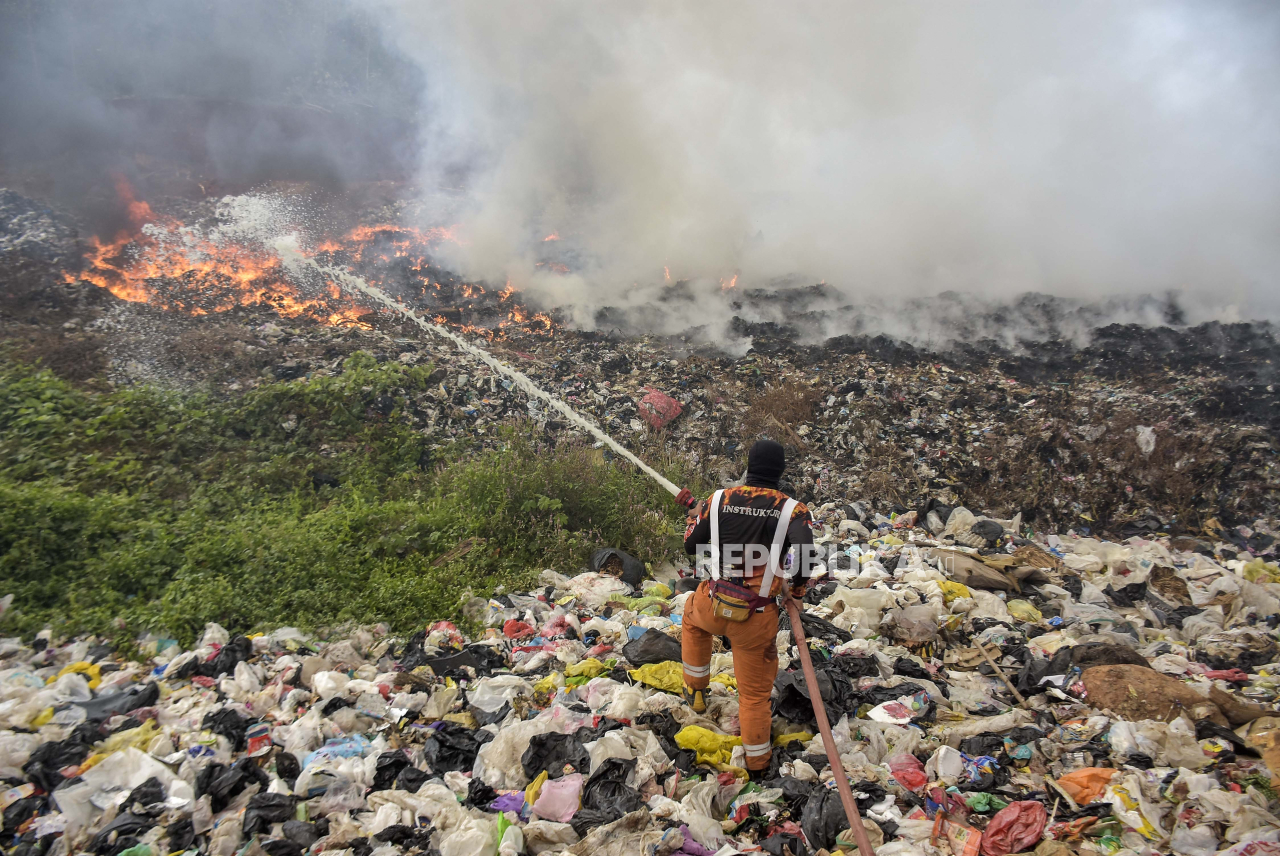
[380,1,1280,341]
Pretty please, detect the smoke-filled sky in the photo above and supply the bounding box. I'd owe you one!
[2,1,1278,342]
[381,1,1280,329]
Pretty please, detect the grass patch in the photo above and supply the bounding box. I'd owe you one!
[0,353,696,644]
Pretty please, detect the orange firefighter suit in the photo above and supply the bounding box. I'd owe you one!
[680,482,814,771]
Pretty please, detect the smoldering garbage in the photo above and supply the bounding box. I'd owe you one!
[5,517,1280,856]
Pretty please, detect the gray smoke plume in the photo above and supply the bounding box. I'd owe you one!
[380,1,1280,341]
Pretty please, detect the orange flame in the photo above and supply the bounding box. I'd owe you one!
[66,181,560,341]
[720,273,739,291]
[543,233,559,242]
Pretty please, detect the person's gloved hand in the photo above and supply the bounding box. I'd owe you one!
[675,488,696,508]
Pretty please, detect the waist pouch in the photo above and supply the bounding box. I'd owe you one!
[710,581,775,623]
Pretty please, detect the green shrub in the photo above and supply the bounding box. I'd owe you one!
[0,354,697,644]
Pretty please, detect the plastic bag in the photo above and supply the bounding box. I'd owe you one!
[621,630,682,667]
[1006,600,1043,623]
[980,800,1046,856]
[580,757,644,821]
[801,787,851,851]
[628,662,683,693]
[531,772,582,822]
[424,722,483,774]
[887,753,927,791]
[522,732,590,780]
[1055,767,1117,805]
[674,726,742,766]
[242,792,294,836]
[590,548,646,588]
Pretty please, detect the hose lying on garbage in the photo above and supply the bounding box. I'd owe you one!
[785,596,878,856]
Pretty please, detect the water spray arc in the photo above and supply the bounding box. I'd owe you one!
[274,236,684,497]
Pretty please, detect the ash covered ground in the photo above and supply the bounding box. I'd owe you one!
[2,186,1276,541]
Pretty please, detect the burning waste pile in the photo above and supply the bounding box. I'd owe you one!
[6,516,1280,856]
[5,186,1280,855]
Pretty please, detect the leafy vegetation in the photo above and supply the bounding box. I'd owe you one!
[0,353,695,644]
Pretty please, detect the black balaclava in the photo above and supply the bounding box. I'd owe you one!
[745,439,786,489]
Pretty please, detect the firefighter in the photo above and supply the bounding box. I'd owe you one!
[674,439,815,776]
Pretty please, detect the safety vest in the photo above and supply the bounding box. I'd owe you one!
[707,489,798,597]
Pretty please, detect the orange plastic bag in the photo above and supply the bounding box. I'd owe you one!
[932,813,982,856]
[1056,767,1119,806]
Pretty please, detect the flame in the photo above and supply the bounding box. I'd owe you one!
[543,233,559,241]
[67,181,561,341]
[720,273,739,291]
[664,266,670,282]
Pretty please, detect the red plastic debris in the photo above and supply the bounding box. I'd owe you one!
[503,619,536,639]
[637,389,683,429]
[980,800,1048,856]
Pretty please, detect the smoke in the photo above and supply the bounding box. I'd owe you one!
[0,0,421,222]
[381,1,1280,340]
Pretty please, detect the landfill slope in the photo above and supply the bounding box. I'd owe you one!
[4,513,1280,856]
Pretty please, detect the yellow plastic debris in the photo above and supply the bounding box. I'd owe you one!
[773,731,813,747]
[675,726,742,766]
[533,673,565,695]
[628,662,683,693]
[525,770,548,805]
[31,707,54,727]
[1006,600,1043,623]
[99,720,160,755]
[939,581,971,604]
[50,661,102,690]
[1244,559,1280,584]
[566,658,611,679]
[709,674,737,691]
[643,582,673,598]
[443,712,479,729]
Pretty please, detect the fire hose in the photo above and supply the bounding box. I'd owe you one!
[783,595,878,856]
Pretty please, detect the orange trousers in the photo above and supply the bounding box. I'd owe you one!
[680,581,779,770]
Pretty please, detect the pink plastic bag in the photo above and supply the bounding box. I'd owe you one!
[531,773,583,823]
[888,753,927,791]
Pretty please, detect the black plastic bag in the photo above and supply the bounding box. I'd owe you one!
[373,824,435,850]
[197,758,269,813]
[275,752,301,786]
[832,655,880,679]
[261,840,303,856]
[589,548,645,588]
[89,813,151,855]
[471,701,511,726]
[774,664,857,725]
[165,818,195,852]
[243,792,295,836]
[621,630,682,667]
[282,820,319,848]
[581,757,644,821]
[3,795,46,833]
[398,631,429,669]
[394,766,430,794]
[73,681,160,724]
[958,734,1005,758]
[423,722,482,773]
[569,808,616,839]
[202,709,251,752]
[465,776,499,810]
[760,831,809,856]
[371,750,411,792]
[801,788,847,852]
[126,777,166,815]
[198,635,253,679]
[779,609,853,644]
[423,645,508,678]
[23,738,92,791]
[522,732,590,780]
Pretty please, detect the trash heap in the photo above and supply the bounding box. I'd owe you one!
[6,511,1280,856]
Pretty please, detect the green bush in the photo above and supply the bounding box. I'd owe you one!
[0,354,696,644]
